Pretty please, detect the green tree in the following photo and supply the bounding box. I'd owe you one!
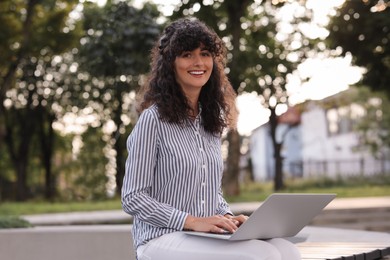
[77,1,161,195]
[62,127,109,200]
[171,1,311,191]
[0,0,81,200]
[327,0,390,95]
[352,87,390,164]
[0,0,37,113]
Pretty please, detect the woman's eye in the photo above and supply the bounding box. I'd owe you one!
[182,52,191,58]
[201,52,211,57]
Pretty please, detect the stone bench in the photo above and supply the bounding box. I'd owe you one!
[1,225,389,260]
[0,225,136,260]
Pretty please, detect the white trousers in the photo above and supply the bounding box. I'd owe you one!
[137,232,301,260]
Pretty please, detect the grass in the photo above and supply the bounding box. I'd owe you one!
[0,216,32,229]
[226,174,390,202]
[0,175,389,216]
[226,182,390,202]
[0,199,122,217]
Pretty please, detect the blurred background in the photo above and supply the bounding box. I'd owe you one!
[0,0,389,217]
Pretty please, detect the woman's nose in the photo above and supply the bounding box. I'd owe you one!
[193,54,204,66]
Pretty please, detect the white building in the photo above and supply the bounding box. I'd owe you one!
[250,107,302,181]
[249,90,390,181]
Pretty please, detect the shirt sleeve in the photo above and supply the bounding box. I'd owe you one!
[121,109,188,230]
[216,187,233,216]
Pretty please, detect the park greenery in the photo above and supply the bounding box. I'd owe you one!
[0,0,389,203]
[0,174,389,217]
[327,0,390,96]
[171,1,307,193]
[0,216,32,229]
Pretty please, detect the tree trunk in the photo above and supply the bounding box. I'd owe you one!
[37,106,56,200]
[114,133,125,196]
[273,143,284,191]
[4,110,34,201]
[15,160,29,201]
[223,0,251,196]
[114,87,125,196]
[269,107,285,191]
[223,129,240,196]
[4,86,37,200]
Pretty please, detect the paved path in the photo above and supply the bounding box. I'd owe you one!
[22,196,390,228]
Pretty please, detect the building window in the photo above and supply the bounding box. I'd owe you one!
[326,104,364,136]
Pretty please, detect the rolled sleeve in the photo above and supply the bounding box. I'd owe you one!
[122,109,183,229]
[216,189,233,216]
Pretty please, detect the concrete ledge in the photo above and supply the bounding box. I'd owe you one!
[1,225,389,260]
[0,225,136,260]
[21,197,390,227]
[23,210,132,226]
[8,197,389,260]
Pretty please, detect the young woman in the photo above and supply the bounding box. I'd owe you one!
[121,18,300,260]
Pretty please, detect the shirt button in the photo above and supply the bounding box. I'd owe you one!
[201,200,205,204]
[202,182,206,186]
[202,165,206,169]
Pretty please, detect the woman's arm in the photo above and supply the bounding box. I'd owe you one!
[121,109,188,231]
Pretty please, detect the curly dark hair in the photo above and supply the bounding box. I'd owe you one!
[138,18,237,135]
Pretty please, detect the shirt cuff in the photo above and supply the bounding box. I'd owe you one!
[216,207,233,216]
[167,209,188,230]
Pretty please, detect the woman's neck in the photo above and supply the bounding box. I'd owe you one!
[188,100,199,118]
[185,91,200,117]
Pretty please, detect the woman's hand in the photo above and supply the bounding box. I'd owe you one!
[224,214,249,227]
[184,214,248,234]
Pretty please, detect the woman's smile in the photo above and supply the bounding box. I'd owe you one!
[188,70,206,75]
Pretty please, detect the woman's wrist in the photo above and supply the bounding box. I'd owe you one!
[183,215,196,230]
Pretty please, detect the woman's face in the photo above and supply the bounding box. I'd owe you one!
[174,46,213,95]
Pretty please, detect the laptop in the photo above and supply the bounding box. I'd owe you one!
[183,193,336,241]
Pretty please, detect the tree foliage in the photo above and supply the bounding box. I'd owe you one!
[0,0,80,109]
[170,0,313,191]
[77,1,161,195]
[327,0,390,95]
[352,87,390,159]
[0,0,81,200]
[61,127,109,201]
[0,0,162,201]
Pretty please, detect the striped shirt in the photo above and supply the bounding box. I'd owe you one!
[121,104,232,250]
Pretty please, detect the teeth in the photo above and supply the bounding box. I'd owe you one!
[189,71,204,75]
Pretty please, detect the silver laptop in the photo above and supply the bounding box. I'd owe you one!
[183,193,336,241]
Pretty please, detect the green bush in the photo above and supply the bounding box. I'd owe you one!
[0,216,32,229]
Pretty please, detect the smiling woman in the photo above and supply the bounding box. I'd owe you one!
[121,18,300,260]
[137,17,235,133]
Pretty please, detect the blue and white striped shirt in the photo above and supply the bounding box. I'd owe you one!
[121,104,232,249]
